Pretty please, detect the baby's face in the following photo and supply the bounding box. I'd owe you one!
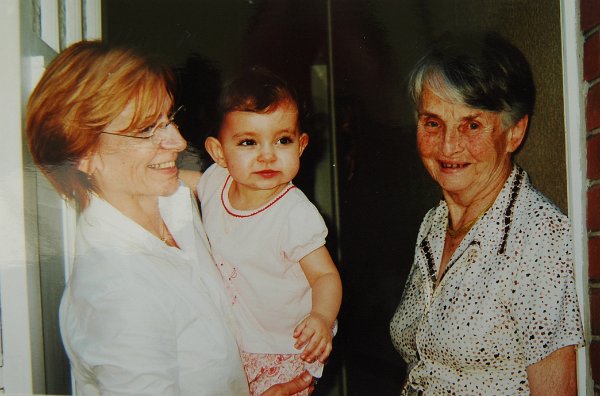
[215,100,308,196]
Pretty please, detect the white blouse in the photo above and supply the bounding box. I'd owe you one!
[60,184,249,395]
[390,166,584,395]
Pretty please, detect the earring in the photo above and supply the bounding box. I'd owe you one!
[85,170,95,182]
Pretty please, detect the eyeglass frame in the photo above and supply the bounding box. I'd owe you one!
[100,105,185,141]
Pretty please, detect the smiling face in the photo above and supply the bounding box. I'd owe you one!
[416,85,527,204]
[205,100,308,203]
[80,101,187,205]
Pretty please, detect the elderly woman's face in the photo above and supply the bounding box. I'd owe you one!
[416,86,525,201]
[83,102,187,201]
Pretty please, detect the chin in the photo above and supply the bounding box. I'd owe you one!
[435,177,469,193]
[158,182,180,197]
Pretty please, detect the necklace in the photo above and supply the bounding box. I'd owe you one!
[156,219,172,245]
[140,206,175,246]
[446,200,494,238]
[161,225,178,248]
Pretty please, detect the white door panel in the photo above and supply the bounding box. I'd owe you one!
[0,1,101,394]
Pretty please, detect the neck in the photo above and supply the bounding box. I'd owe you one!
[228,181,288,211]
[99,190,165,240]
[444,163,512,237]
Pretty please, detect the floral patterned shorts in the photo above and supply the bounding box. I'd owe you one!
[241,352,322,396]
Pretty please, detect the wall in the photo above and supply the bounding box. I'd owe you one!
[582,0,600,393]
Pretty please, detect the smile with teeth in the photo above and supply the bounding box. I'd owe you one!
[147,160,176,169]
[441,162,468,169]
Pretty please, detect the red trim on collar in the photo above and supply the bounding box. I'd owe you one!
[220,175,296,218]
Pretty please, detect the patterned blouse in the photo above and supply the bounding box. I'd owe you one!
[390,166,584,395]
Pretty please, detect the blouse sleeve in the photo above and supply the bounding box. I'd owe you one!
[508,215,584,366]
[67,269,179,395]
[196,163,219,203]
[281,200,328,263]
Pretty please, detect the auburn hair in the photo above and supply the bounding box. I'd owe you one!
[26,41,175,210]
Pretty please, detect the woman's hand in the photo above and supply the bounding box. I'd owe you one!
[293,312,333,363]
[260,371,314,395]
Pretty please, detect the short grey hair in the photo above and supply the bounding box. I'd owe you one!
[408,32,535,129]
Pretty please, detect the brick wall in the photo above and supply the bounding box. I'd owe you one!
[582,0,600,393]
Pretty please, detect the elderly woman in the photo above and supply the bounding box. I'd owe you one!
[26,41,312,396]
[389,32,584,395]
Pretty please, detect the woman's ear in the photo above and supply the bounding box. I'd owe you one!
[506,115,528,154]
[77,151,99,176]
[205,136,227,168]
[298,133,309,157]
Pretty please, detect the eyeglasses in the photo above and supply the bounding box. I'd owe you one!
[100,105,185,143]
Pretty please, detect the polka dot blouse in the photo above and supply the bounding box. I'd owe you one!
[390,166,584,395]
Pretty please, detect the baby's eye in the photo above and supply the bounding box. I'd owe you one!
[239,139,256,146]
[278,136,294,144]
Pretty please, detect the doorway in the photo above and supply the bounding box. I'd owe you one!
[101,1,567,395]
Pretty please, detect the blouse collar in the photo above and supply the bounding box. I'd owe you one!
[419,164,527,254]
[81,183,194,254]
[416,165,528,289]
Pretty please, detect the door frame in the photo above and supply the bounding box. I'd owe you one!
[0,0,590,394]
[0,0,101,393]
[561,0,592,394]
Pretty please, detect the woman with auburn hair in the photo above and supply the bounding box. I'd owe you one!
[27,40,312,396]
[27,42,174,210]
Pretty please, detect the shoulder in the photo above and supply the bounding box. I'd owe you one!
[500,178,574,274]
[422,202,444,223]
[513,180,571,234]
[416,201,446,243]
[197,163,228,199]
[278,190,328,260]
[284,186,326,224]
[286,185,315,206]
[203,163,227,181]
[69,248,158,298]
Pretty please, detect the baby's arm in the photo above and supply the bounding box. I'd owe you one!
[179,169,202,196]
[294,246,342,364]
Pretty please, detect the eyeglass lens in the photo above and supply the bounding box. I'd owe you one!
[149,105,185,141]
